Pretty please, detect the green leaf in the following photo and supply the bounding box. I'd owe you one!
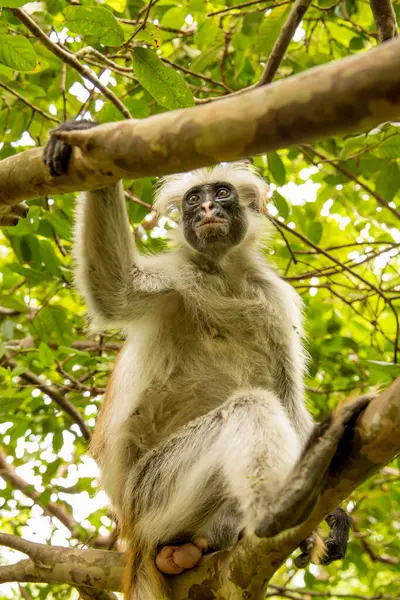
[375,136,400,159]
[257,6,290,56]
[63,6,124,46]
[161,7,187,30]
[272,190,289,219]
[103,0,127,12]
[375,162,400,203]
[125,98,151,119]
[190,45,221,72]
[132,47,194,110]
[318,0,340,5]
[242,13,263,36]
[0,0,29,5]
[39,342,54,368]
[133,23,163,47]
[340,134,367,159]
[39,239,61,276]
[307,221,323,244]
[367,360,400,376]
[0,396,26,415]
[18,235,41,266]
[267,152,286,186]
[0,35,37,71]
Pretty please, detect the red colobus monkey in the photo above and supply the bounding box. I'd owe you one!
[44,121,350,600]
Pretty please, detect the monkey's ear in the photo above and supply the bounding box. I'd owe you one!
[239,183,269,213]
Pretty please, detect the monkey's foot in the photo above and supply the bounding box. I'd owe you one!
[155,539,208,575]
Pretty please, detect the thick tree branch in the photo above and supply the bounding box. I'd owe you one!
[0,533,123,589]
[1,38,400,206]
[369,0,398,42]
[0,378,399,598]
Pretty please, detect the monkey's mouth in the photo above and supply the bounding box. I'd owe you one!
[196,217,227,231]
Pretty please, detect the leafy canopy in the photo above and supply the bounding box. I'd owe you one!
[0,0,399,599]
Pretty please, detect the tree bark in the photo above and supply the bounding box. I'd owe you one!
[1,38,400,208]
[369,0,398,42]
[1,378,399,598]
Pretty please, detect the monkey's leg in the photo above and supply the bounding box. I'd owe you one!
[124,388,301,576]
[219,389,303,533]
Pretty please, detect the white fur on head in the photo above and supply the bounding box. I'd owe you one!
[153,162,269,215]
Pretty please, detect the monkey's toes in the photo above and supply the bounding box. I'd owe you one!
[155,540,207,575]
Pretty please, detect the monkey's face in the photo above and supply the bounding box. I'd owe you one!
[182,182,248,256]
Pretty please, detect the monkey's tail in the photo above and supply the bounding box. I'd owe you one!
[124,536,167,600]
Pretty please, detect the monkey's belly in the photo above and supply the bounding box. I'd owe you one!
[126,347,273,453]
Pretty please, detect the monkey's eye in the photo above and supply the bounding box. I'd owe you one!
[186,193,200,205]
[216,187,230,199]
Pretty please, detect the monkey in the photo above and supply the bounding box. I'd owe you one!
[44,120,351,600]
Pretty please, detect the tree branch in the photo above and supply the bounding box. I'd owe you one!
[0,447,80,536]
[301,145,400,221]
[258,0,312,85]
[369,0,398,42]
[3,354,91,441]
[1,38,400,206]
[0,533,123,589]
[0,82,61,123]
[0,378,399,597]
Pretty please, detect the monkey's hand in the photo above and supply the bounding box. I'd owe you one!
[43,120,98,177]
[295,508,351,568]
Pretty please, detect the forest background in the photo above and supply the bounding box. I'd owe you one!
[0,0,399,599]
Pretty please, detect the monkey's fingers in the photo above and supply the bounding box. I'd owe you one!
[43,134,73,177]
[43,120,98,177]
[294,552,311,568]
[320,507,351,565]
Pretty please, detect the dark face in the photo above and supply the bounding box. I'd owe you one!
[182,182,248,257]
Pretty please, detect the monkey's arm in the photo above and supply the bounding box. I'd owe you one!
[44,121,175,328]
[264,273,313,443]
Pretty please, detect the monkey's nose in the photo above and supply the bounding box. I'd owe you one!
[201,200,214,216]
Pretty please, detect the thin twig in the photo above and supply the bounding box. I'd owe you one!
[268,584,399,600]
[124,0,157,45]
[208,0,291,17]
[162,58,233,93]
[3,353,91,441]
[259,0,313,85]
[0,82,60,123]
[301,145,400,221]
[11,9,132,119]
[61,62,68,121]
[0,446,80,536]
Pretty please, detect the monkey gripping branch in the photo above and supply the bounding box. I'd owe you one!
[1,37,400,215]
[1,25,400,600]
[0,379,399,597]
